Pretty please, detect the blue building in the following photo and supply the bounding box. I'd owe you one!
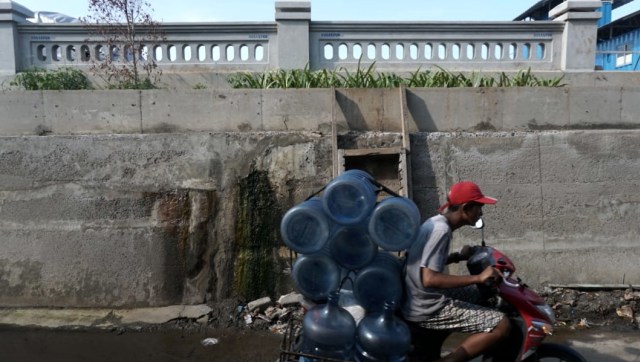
[596,9,640,70]
[514,0,639,70]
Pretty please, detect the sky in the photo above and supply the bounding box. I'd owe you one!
[11,0,640,23]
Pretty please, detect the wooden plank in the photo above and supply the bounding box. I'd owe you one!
[342,147,405,157]
[331,87,339,178]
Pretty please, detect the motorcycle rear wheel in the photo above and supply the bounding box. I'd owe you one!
[531,343,587,362]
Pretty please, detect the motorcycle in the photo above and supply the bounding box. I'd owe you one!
[405,219,586,362]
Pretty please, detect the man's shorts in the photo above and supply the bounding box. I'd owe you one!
[417,285,504,333]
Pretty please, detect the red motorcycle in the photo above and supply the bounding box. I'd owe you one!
[406,219,586,362]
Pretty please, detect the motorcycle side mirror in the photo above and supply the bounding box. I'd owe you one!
[472,218,486,246]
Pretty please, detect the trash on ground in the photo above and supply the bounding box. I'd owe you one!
[201,338,219,346]
[616,305,634,319]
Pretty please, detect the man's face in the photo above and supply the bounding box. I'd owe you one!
[463,202,483,225]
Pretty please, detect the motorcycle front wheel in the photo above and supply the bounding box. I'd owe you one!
[531,343,587,362]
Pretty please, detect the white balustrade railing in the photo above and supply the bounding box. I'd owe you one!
[16,23,276,72]
[0,1,603,76]
[309,22,564,71]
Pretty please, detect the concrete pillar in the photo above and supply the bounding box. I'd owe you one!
[0,0,33,75]
[549,0,602,71]
[275,1,310,70]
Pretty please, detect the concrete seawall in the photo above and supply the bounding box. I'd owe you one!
[3,87,640,136]
[0,87,638,308]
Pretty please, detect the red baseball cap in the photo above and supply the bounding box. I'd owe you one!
[438,181,497,212]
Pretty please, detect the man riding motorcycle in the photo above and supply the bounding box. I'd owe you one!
[402,181,509,362]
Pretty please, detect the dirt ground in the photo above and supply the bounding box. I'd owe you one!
[1,287,637,362]
[206,287,640,332]
[540,287,640,329]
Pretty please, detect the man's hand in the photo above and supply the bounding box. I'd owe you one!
[477,266,503,286]
[459,245,476,260]
[446,245,477,264]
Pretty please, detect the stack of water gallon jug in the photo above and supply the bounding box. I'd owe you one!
[280,169,422,362]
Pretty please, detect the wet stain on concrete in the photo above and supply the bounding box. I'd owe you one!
[234,169,280,301]
[0,259,43,297]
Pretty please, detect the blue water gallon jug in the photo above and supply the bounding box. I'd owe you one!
[280,198,331,254]
[301,290,357,361]
[322,169,377,225]
[353,252,403,312]
[354,301,411,362]
[292,251,341,302]
[368,196,421,251]
[329,226,378,271]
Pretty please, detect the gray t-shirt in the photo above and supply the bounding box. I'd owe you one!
[401,214,452,322]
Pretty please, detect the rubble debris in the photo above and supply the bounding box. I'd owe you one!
[624,289,640,301]
[244,314,253,325]
[197,315,209,325]
[204,288,639,335]
[278,292,302,307]
[540,287,638,329]
[247,297,272,312]
[616,305,634,320]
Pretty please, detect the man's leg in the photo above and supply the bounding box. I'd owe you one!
[418,298,509,362]
[438,316,510,362]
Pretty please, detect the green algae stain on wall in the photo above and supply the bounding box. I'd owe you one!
[234,169,280,300]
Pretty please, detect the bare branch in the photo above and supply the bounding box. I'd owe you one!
[81,0,164,89]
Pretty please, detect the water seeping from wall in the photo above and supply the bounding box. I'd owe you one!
[234,169,281,301]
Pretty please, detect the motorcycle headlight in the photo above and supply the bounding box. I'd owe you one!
[535,304,556,324]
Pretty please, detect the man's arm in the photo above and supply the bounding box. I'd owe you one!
[421,266,500,289]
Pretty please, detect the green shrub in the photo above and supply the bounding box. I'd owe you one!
[228,63,565,89]
[10,67,90,90]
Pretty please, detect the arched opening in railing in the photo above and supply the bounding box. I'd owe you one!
[466,44,475,60]
[381,43,390,60]
[81,45,90,62]
[323,43,333,60]
[452,43,460,60]
[409,43,418,60]
[66,45,76,61]
[367,43,376,60]
[494,43,503,60]
[154,45,163,61]
[353,43,362,60]
[481,43,489,60]
[395,44,404,60]
[95,45,106,61]
[437,43,446,60]
[338,43,348,60]
[425,43,433,60]
[52,45,61,61]
[168,45,177,61]
[212,45,221,61]
[239,44,248,61]
[523,43,531,59]
[508,43,517,60]
[124,45,133,62]
[140,45,149,61]
[255,44,264,61]
[226,45,234,61]
[37,45,47,61]
[197,44,206,61]
[536,43,545,60]
[110,45,120,61]
[183,45,192,61]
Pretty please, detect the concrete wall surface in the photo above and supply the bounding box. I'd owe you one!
[0,87,639,308]
[0,132,333,307]
[2,86,640,136]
